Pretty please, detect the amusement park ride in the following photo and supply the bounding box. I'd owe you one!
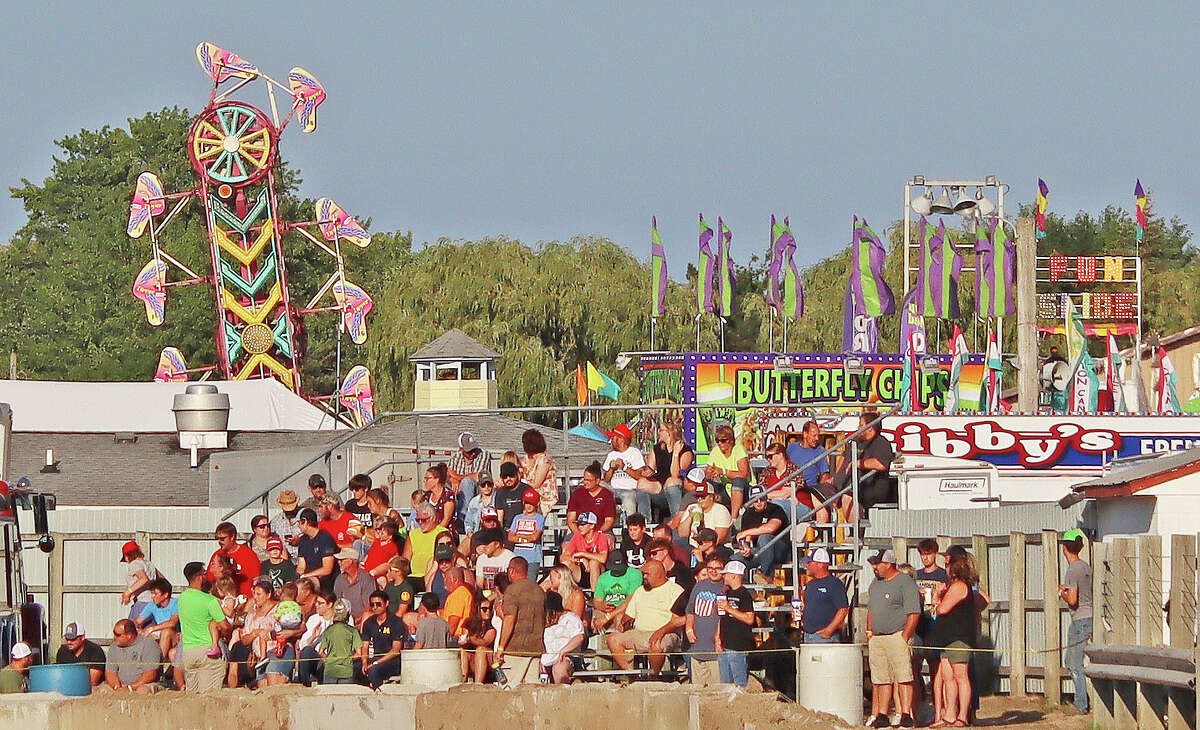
[126,42,375,426]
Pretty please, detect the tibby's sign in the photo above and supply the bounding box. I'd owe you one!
[882,415,1200,470]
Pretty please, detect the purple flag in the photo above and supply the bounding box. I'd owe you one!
[897,287,926,356]
[843,289,878,353]
[780,217,803,319]
[697,214,716,314]
[766,215,787,315]
[917,217,963,318]
[849,217,896,317]
[716,217,736,317]
[650,216,668,317]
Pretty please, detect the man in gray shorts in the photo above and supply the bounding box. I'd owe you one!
[866,549,920,728]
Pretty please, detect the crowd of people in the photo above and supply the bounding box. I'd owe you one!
[0,415,1093,729]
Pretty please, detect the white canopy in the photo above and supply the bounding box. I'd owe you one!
[0,379,347,432]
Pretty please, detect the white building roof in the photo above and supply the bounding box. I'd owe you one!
[0,379,346,432]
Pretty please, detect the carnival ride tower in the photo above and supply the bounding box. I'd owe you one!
[126,43,376,426]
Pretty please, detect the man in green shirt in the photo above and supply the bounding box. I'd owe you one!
[591,552,643,633]
[319,599,362,683]
[0,642,33,693]
[177,561,229,692]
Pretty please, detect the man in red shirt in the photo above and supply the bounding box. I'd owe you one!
[318,494,355,548]
[560,512,612,588]
[566,462,617,536]
[206,521,260,597]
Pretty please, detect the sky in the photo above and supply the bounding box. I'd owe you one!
[3,2,1198,280]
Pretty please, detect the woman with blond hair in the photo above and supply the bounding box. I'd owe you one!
[646,420,694,519]
[541,565,586,620]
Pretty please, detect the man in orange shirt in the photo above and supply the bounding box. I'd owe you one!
[440,566,473,639]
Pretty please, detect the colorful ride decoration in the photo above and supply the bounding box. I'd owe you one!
[126,42,375,424]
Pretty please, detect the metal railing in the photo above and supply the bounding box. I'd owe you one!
[222,400,887,521]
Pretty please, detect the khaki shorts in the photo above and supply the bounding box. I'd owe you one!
[614,629,681,654]
[690,658,721,685]
[868,632,913,684]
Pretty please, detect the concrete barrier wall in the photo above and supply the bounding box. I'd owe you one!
[0,683,848,730]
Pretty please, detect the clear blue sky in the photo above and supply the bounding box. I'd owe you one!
[3,2,1195,277]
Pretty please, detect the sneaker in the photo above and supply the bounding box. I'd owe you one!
[897,714,915,727]
[868,714,891,728]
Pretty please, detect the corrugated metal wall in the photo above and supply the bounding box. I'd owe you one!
[22,506,243,643]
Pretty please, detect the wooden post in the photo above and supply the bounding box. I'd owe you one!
[1042,529,1062,705]
[136,530,152,563]
[1170,534,1200,730]
[1136,535,1166,730]
[973,534,994,696]
[1111,538,1137,730]
[47,532,64,660]
[1015,217,1038,412]
[892,536,908,567]
[1090,541,1114,730]
[1008,531,1026,697]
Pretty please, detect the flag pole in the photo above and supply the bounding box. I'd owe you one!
[768,308,775,353]
[719,317,726,353]
[650,317,656,352]
[695,313,702,352]
[782,317,789,354]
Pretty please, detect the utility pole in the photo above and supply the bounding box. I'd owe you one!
[1016,217,1038,412]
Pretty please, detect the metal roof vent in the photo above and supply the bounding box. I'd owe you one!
[173,383,230,451]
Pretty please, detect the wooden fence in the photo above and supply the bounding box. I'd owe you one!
[1088,534,1198,730]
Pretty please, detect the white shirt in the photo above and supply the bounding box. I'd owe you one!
[475,549,516,590]
[298,613,331,650]
[541,612,585,666]
[604,447,647,492]
[686,502,733,546]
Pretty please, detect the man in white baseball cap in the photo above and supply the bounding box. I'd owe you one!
[801,548,848,645]
[0,642,33,693]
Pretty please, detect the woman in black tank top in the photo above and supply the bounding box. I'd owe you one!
[928,548,980,728]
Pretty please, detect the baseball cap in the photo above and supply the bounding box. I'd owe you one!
[693,480,714,497]
[297,508,319,524]
[332,598,352,622]
[521,488,541,505]
[458,431,481,452]
[266,536,285,551]
[499,462,520,478]
[434,544,455,561]
[685,467,707,484]
[335,547,361,561]
[121,540,141,559]
[806,547,831,564]
[607,423,633,441]
[747,485,768,503]
[1060,528,1086,543]
[867,549,897,565]
[10,642,31,660]
[321,493,343,508]
[477,471,495,485]
[480,507,499,521]
[577,511,598,526]
[277,489,299,509]
[63,622,85,640]
[607,550,628,569]
[724,561,747,576]
[308,474,327,489]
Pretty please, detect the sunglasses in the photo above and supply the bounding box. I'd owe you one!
[480,605,492,612]
[369,601,386,607]
[716,437,733,443]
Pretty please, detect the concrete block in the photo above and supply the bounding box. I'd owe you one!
[0,693,62,730]
[286,691,416,730]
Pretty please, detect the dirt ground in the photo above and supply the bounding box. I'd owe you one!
[923,695,1090,729]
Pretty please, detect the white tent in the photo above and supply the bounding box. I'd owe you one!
[0,379,347,432]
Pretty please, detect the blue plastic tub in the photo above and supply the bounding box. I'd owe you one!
[29,663,91,695]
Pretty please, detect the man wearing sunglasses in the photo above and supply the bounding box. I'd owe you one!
[359,590,403,688]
